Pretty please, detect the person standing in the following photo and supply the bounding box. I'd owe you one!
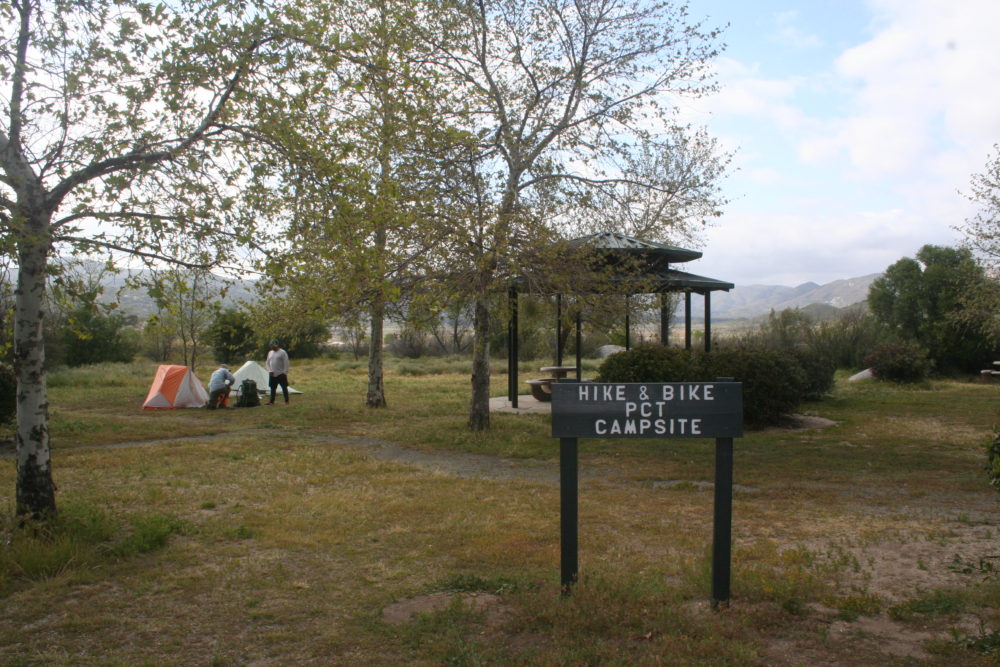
[266,340,290,404]
[207,364,236,410]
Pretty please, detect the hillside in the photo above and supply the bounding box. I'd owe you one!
[707,273,879,320]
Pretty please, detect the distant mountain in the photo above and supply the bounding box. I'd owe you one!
[81,258,877,324]
[705,273,880,320]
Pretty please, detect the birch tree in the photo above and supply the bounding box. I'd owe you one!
[0,0,295,518]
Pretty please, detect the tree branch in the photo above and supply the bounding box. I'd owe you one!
[54,234,215,270]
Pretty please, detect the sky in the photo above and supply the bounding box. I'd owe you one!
[676,0,1000,288]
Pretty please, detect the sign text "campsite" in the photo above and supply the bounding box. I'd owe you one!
[551,382,743,440]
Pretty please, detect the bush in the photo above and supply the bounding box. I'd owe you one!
[56,306,138,367]
[596,345,701,383]
[208,309,257,364]
[864,341,932,383]
[597,344,809,428]
[703,347,806,428]
[0,362,14,424]
[788,346,837,400]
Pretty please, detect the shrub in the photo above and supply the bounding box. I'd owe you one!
[596,345,701,383]
[864,341,931,383]
[0,362,15,424]
[788,346,837,400]
[703,347,806,428]
[56,306,138,367]
[597,344,808,428]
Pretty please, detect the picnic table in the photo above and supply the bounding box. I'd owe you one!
[526,366,580,401]
[539,366,578,380]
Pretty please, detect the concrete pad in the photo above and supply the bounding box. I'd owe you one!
[489,395,551,414]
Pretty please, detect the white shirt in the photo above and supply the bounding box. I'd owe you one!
[266,348,290,375]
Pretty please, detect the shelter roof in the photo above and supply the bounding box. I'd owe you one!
[653,268,734,294]
[567,231,703,264]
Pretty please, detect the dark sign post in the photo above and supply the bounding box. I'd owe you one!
[551,380,743,607]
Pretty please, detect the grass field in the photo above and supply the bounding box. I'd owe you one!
[1,358,998,665]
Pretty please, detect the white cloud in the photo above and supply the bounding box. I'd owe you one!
[827,0,1000,178]
[769,10,824,50]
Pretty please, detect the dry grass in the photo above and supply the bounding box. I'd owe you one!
[0,359,998,665]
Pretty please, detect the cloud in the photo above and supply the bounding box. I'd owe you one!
[690,206,963,287]
[827,0,1000,177]
[769,10,824,50]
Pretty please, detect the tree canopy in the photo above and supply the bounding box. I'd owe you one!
[868,244,997,373]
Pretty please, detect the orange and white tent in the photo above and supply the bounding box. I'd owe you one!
[142,365,209,409]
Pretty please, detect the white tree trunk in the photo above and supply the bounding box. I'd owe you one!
[14,223,56,518]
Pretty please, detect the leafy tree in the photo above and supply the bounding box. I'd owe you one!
[258,0,461,408]
[147,269,225,371]
[44,261,138,366]
[868,245,996,373]
[207,308,256,364]
[432,0,726,429]
[0,0,296,518]
[957,145,1000,347]
[141,313,173,363]
[57,305,138,367]
[960,144,1000,267]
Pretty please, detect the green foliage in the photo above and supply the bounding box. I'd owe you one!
[888,589,968,621]
[811,309,888,370]
[0,362,15,424]
[105,514,186,559]
[864,341,932,383]
[263,318,330,360]
[788,346,837,400]
[596,345,701,382]
[208,308,257,364]
[731,309,839,398]
[55,304,139,367]
[597,344,811,427]
[988,427,1000,491]
[0,501,182,590]
[704,346,806,428]
[869,245,997,373]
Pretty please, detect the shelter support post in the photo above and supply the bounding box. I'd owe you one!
[704,292,712,353]
[556,294,563,366]
[660,294,669,346]
[575,311,582,381]
[685,292,692,350]
[624,295,630,350]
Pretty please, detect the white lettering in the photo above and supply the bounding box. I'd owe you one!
[595,419,607,435]
[615,385,626,400]
[662,385,674,400]
[692,419,702,434]
[625,401,637,417]
[704,384,714,400]
[624,420,637,434]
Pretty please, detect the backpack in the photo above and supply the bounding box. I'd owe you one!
[236,379,260,408]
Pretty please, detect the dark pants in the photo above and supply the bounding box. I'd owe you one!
[269,373,289,403]
[207,387,230,410]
